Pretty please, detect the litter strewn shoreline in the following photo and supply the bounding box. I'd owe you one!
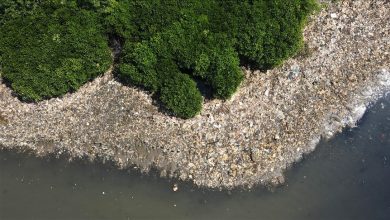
[0,0,389,189]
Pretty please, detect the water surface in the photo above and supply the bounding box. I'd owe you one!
[1,97,389,220]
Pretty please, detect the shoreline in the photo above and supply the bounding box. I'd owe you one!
[0,0,389,189]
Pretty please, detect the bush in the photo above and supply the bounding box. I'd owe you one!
[0,5,111,101]
[118,42,159,91]
[160,72,202,119]
[208,47,243,99]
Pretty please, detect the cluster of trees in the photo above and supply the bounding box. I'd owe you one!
[0,0,316,117]
[0,0,112,101]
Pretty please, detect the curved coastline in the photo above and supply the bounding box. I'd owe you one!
[0,0,389,189]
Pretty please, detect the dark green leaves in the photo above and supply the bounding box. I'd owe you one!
[0,0,317,118]
[114,0,315,118]
[160,72,203,119]
[0,5,111,101]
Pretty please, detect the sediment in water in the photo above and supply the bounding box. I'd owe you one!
[0,0,389,189]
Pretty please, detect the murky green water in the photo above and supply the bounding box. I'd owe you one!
[1,97,389,220]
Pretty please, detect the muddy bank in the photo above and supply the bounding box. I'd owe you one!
[0,0,389,189]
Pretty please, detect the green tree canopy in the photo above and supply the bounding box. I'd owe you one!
[0,0,317,117]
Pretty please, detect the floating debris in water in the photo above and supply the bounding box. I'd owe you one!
[172,183,179,192]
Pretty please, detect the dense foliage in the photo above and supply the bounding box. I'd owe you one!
[0,1,111,101]
[0,0,316,117]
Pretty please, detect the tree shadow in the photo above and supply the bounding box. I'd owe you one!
[239,55,269,72]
